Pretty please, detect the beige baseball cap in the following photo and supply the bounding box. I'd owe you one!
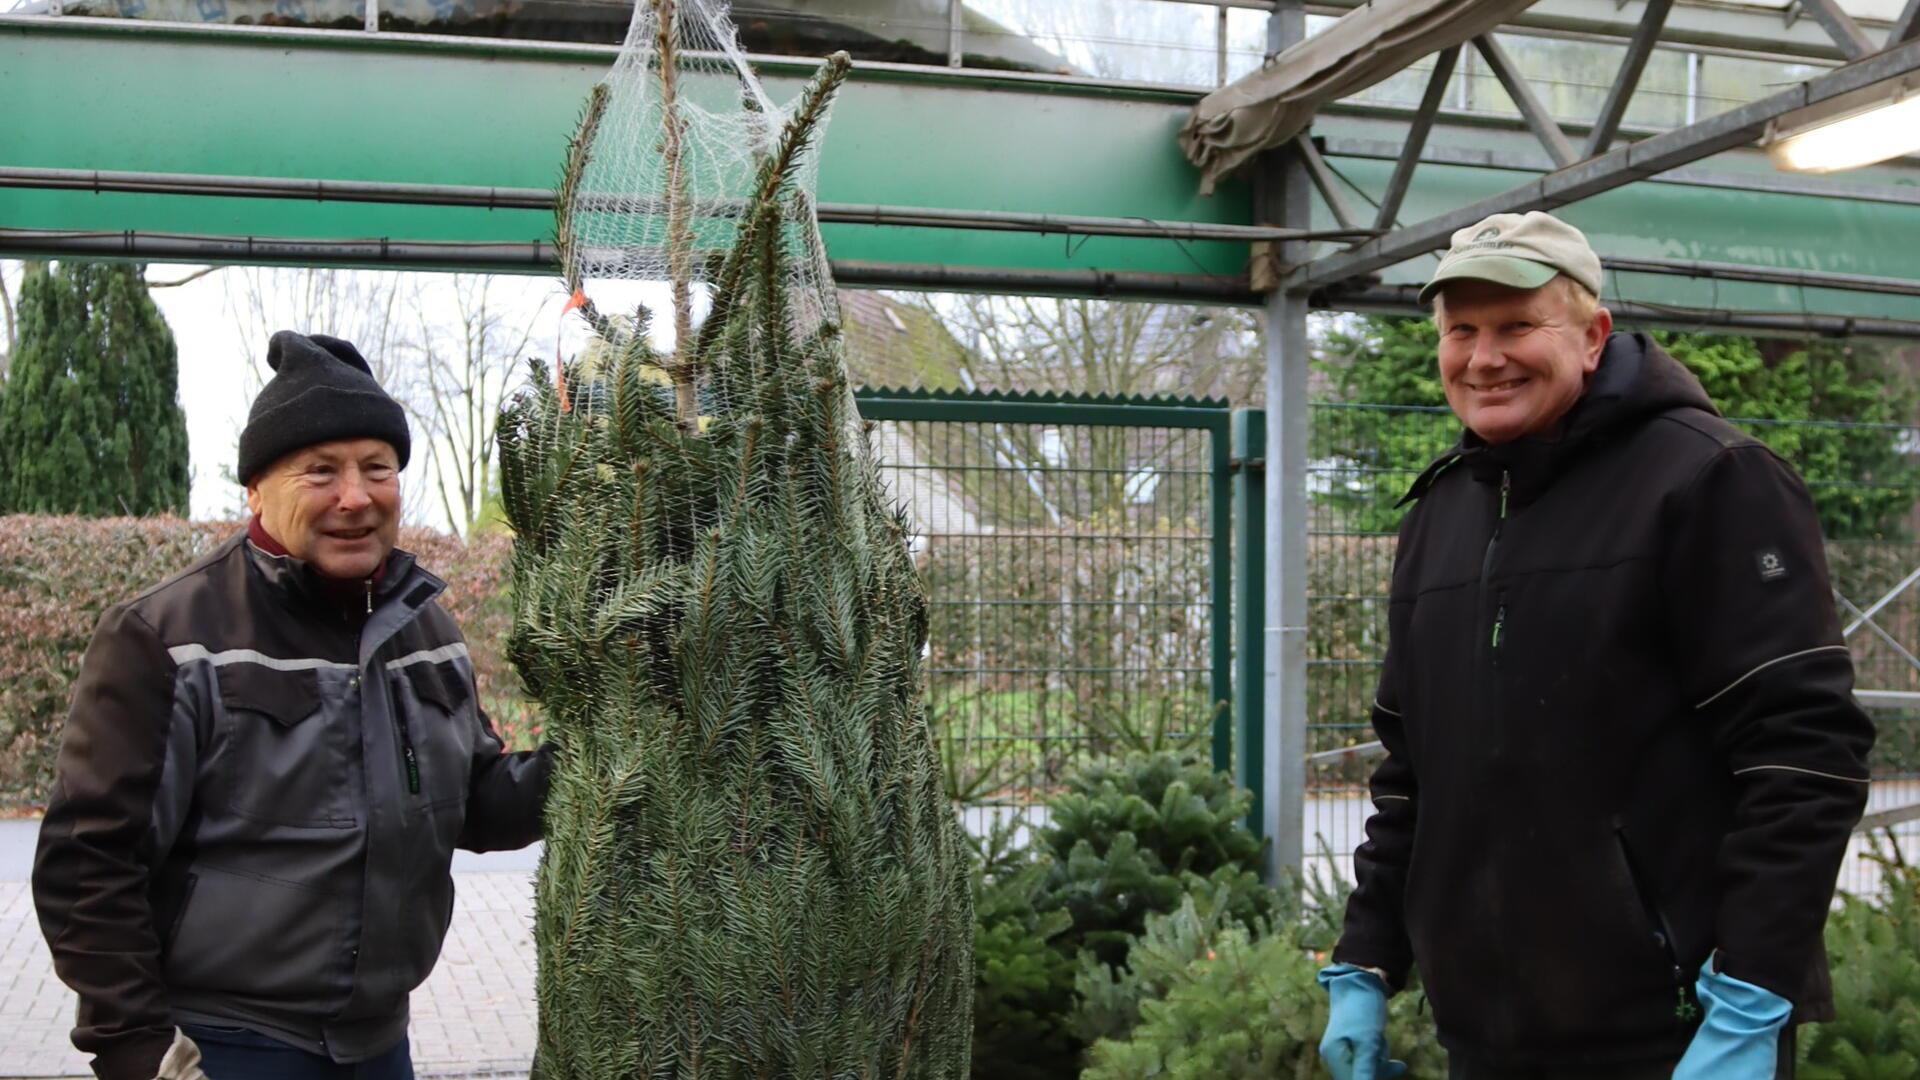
[1419,211,1604,305]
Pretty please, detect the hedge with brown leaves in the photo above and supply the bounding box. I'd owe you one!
[0,516,522,811]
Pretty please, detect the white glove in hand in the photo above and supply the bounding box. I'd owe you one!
[153,1028,209,1080]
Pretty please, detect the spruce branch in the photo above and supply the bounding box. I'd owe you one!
[692,51,853,371]
[554,83,618,343]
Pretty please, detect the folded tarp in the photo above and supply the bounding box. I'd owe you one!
[1180,0,1539,193]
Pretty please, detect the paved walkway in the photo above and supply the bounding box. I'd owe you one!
[0,821,539,1079]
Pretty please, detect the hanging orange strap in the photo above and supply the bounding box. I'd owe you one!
[556,289,588,412]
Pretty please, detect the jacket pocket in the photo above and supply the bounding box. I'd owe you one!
[161,872,199,953]
[216,665,355,829]
[161,863,354,1007]
[389,662,477,809]
[1614,825,1701,1026]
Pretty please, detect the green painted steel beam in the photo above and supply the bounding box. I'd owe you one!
[1231,408,1266,840]
[0,17,1251,279]
[853,389,1233,430]
[1209,411,1234,778]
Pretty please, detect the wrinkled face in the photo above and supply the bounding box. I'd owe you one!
[246,438,401,580]
[1434,278,1612,444]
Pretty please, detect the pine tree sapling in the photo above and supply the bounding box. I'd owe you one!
[1798,832,1920,1077]
[1080,888,1446,1080]
[968,819,1078,1080]
[0,262,190,516]
[507,3,971,1076]
[1037,748,1273,967]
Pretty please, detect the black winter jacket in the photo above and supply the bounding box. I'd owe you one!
[33,534,552,1080]
[1331,333,1873,1067]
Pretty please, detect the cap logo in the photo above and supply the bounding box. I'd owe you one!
[1473,227,1501,241]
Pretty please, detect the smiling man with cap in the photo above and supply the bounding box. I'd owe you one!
[1313,212,1873,1079]
[34,330,552,1080]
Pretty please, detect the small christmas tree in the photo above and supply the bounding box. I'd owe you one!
[502,2,972,1076]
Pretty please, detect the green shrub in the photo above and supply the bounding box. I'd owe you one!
[1072,884,1268,1047]
[0,515,521,808]
[1080,922,1325,1080]
[1080,888,1446,1080]
[1799,832,1920,1077]
[970,820,1081,1080]
[1036,748,1274,969]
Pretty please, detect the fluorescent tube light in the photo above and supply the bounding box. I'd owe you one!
[1764,76,1920,174]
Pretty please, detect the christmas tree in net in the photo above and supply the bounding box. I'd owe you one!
[499,2,973,1076]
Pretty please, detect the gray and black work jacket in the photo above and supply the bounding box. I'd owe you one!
[33,532,551,1080]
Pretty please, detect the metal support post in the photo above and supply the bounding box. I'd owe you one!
[1211,416,1237,777]
[1262,278,1311,884]
[1686,51,1701,124]
[948,0,963,68]
[364,0,377,32]
[1218,4,1231,86]
[1231,409,1268,840]
[1260,0,1312,884]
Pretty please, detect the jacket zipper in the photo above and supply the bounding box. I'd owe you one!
[1615,825,1699,1024]
[1479,470,1510,640]
[357,579,418,796]
[399,713,421,795]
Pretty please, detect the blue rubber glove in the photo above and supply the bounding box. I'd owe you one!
[1671,953,1792,1080]
[1317,964,1409,1080]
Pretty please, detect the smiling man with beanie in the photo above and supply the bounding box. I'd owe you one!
[1315,212,1873,1079]
[34,330,552,1080]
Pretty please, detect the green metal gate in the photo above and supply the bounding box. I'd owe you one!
[853,388,1254,828]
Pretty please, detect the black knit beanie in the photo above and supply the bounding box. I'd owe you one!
[238,330,411,485]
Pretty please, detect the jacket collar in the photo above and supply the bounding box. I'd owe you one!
[1399,331,1719,508]
[242,524,425,622]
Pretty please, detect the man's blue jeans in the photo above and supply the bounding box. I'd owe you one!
[180,1024,415,1080]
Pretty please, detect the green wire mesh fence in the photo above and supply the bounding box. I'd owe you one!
[855,389,1237,837]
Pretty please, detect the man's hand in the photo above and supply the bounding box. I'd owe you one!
[1671,955,1791,1080]
[1317,964,1408,1080]
[153,1029,209,1080]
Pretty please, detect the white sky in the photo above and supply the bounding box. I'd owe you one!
[5,262,674,534]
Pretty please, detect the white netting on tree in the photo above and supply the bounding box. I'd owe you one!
[558,0,840,364]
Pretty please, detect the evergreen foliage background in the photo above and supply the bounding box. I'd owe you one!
[0,262,189,516]
[1798,833,1920,1076]
[966,743,1280,1079]
[1313,315,1920,538]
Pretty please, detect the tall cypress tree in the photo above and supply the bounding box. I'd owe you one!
[0,261,191,516]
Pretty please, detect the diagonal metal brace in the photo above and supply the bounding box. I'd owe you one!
[1835,589,1920,675]
[1795,0,1875,59]
[1377,46,1461,231]
[1894,0,1920,47]
[1294,135,1361,231]
[1843,564,1920,638]
[1474,34,1578,168]
[1584,0,1677,158]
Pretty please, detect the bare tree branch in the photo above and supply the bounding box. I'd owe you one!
[146,266,219,289]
